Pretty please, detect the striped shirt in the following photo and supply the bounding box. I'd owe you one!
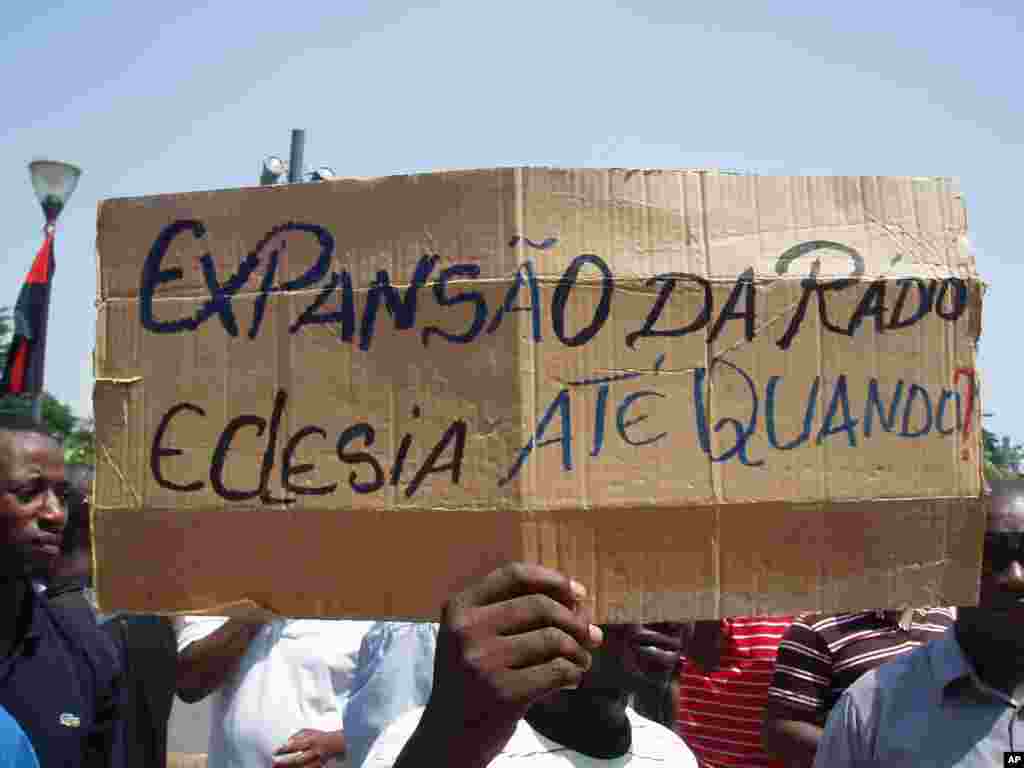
[675,616,794,768]
[766,608,955,725]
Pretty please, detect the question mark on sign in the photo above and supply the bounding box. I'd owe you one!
[953,367,976,461]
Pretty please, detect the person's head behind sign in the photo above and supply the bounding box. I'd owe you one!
[960,482,1024,657]
[51,463,94,585]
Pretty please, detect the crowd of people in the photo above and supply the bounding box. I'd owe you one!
[2,409,1022,767]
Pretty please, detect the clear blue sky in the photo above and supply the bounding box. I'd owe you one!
[1,0,1021,438]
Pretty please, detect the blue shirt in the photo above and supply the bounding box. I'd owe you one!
[0,582,120,768]
[343,622,438,768]
[0,704,39,768]
[814,629,1023,767]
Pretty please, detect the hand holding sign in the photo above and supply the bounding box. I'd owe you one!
[393,563,603,768]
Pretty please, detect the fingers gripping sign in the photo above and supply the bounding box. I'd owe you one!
[397,563,604,768]
[440,564,603,710]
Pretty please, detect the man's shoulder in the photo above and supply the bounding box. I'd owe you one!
[793,607,954,632]
[788,611,872,634]
[915,607,957,630]
[37,590,120,682]
[365,706,699,767]
[624,708,698,766]
[504,708,696,764]
[840,638,934,709]
[775,612,850,659]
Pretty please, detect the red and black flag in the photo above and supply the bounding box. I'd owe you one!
[1,232,55,395]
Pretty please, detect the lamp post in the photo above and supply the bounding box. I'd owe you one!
[258,130,336,185]
[287,128,305,184]
[27,159,81,422]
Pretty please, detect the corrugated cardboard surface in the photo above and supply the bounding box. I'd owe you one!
[93,169,986,621]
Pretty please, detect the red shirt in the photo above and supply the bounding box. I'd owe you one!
[675,616,794,768]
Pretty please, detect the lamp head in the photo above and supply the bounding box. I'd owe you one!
[28,160,82,227]
[260,156,288,185]
[309,166,337,182]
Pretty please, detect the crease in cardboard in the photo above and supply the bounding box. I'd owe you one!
[813,257,829,503]
[93,379,144,512]
[697,171,723,618]
[95,439,143,510]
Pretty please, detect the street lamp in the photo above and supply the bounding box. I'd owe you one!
[26,159,81,421]
[258,130,338,186]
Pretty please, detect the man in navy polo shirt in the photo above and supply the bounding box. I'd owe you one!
[0,412,120,767]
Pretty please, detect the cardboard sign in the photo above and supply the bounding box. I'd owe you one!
[93,169,985,621]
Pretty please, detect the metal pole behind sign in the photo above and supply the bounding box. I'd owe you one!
[288,129,305,184]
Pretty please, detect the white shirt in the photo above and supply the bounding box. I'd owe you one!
[176,616,373,768]
[364,705,698,768]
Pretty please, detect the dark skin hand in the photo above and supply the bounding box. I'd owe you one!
[393,563,604,768]
[273,729,345,767]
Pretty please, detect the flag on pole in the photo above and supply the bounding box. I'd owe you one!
[1,231,55,395]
